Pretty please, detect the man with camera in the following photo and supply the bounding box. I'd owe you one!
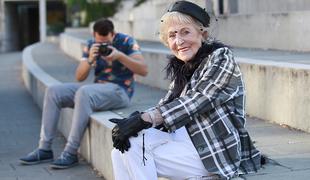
[20,18,148,169]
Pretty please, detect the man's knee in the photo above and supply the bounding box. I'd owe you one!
[46,84,63,98]
[75,85,92,100]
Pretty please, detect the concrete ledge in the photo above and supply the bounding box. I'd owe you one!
[88,112,120,179]
[216,11,310,52]
[238,58,310,132]
[60,33,85,60]
[59,32,310,133]
[22,43,61,108]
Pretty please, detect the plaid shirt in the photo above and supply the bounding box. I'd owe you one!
[158,47,261,179]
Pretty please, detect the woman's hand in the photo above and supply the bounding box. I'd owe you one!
[109,111,152,153]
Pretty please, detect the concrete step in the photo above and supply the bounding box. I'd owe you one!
[21,30,310,180]
[22,41,310,179]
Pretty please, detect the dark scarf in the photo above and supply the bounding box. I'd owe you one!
[165,41,226,103]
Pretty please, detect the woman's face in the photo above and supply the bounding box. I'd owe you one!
[166,23,203,62]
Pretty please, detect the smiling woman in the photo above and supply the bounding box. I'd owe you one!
[166,22,203,62]
[110,1,262,179]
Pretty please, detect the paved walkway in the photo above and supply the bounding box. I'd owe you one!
[0,52,101,180]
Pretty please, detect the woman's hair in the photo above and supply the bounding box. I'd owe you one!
[159,11,208,46]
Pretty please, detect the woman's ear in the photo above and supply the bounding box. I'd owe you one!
[202,31,208,41]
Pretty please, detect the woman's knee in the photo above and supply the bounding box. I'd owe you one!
[111,148,121,162]
[111,137,142,159]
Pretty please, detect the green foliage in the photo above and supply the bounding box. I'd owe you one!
[134,0,147,7]
[47,22,65,35]
[64,0,121,27]
[65,0,87,9]
[84,1,120,26]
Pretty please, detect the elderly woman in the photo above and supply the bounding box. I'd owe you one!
[110,1,261,179]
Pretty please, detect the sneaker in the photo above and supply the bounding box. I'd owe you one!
[50,151,78,169]
[20,149,54,165]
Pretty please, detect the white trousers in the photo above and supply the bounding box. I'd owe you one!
[111,127,209,180]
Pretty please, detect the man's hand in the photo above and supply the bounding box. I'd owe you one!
[102,45,121,63]
[88,43,100,64]
[76,43,100,81]
[102,45,148,77]
[109,111,152,153]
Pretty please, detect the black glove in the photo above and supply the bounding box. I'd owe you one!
[109,111,152,153]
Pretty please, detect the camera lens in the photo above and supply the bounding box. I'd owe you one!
[99,43,112,56]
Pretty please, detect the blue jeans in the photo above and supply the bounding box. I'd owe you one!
[39,82,130,154]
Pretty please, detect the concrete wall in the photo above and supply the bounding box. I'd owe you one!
[60,32,85,60]
[112,0,205,42]
[238,58,310,132]
[211,0,310,15]
[216,11,310,52]
[237,0,310,14]
[1,0,21,52]
[135,50,170,90]
[4,2,20,52]
[110,0,310,52]
[111,0,165,42]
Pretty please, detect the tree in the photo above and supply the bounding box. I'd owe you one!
[64,0,121,27]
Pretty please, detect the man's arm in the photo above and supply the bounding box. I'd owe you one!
[103,45,148,76]
[75,60,92,82]
[75,43,99,82]
[117,52,148,76]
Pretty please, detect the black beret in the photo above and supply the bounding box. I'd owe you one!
[168,1,210,27]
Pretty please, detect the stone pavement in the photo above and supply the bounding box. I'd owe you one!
[0,52,101,180]
[32,42,310,180]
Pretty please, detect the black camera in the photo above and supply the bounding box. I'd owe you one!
[98,43,112,56]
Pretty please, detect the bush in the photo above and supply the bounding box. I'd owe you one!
[64,0,121,27]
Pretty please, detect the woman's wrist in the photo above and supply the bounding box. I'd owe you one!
[141,109,164,127]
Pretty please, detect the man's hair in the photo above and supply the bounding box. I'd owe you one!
[93,18,114,36]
